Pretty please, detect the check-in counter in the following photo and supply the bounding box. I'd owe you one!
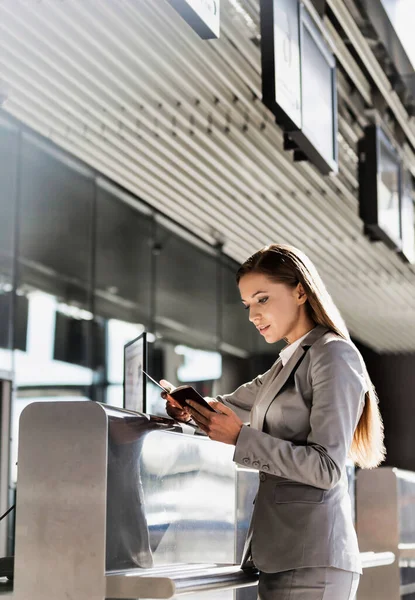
[1,401,259,600]
[0,401,395,600]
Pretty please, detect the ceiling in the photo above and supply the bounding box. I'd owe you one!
[2,0,415,353]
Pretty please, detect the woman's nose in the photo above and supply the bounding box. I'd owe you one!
[248,308,260,323]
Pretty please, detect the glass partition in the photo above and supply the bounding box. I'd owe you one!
[0,118,18,371]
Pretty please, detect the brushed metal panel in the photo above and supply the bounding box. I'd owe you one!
[234,466,257,565]
[356,466,415,600]
[13,401,108,600]
[357,562,400,600]
[139,430,236,567]
[0,380,11,558]
[106,574,175,599]
[356,467,399,553]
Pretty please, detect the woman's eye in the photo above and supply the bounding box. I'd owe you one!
[243,305,249,311]
[258,297,268,304]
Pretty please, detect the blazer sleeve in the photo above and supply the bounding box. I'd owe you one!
[210,368,274,423]
[233,339,367,489]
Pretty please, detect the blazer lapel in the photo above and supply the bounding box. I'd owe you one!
[253,325,330,431]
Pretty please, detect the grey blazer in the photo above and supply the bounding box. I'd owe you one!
[216,325,367,575]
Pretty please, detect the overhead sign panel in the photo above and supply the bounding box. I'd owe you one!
[299,8,337,172]
[289,5,338,175]
[400,169,415,263]
[168,0,220,39]
[261,0,302,130]
[260,1,338,175]
[359,124,415,263]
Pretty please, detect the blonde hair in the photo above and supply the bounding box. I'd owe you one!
[236,243,385,469]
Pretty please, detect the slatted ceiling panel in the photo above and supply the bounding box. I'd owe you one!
[0,5,404,342]
[0,4,388,284]
[2,0,415,352]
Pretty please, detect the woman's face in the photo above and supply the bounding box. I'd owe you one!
[238,272,308,344]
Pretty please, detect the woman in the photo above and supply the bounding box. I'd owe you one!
[161,244,385,600]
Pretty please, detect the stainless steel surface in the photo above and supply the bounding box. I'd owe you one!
[106,564,258,599]
[356,466,415,600]
[0,380,11,558]
[140,431,236,567]
[10,401,257,599]
[7,401,393,600]
[14,401,109,600]
[235,467,258,564]
[105,407,242,570]
[106,573,175,599]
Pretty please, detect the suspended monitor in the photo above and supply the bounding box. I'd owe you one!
[290,5,338,175]
[260,1,338,175]
[260,0,302,131]
[123,331,147,413]
[400,168,415,264]
[358,125,402,251]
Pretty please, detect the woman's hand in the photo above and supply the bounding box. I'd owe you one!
[160,379,192,423]
[185,399,243,445]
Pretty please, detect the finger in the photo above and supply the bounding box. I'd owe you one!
[208,399,232,415]
[166,396,183,410]
[160,379,174,392]
[186,406,210,427]
[186,400,214,419]
[197,422,209,435]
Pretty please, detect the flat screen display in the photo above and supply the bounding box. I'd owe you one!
[300,8,337,172]
[261,0,302,130]
[358,125,404,251]
[123,331,146,413]
[273,0,302,129]
[400,169,415,263]
[378,136,401,247]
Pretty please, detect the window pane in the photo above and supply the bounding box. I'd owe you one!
[0,118,17,361]
[19,134,94,295]
[95,184,152,325]
[155,226,217,349]
[15,291,94,387]
[222,261,256,353]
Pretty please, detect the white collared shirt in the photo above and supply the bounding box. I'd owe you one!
[279,328,315,366]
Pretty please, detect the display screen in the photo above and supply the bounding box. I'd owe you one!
[273,0,302,129]
[301,11,336,168]
[401,169,415,263]
[123,332,146,413]
[358,125,407,253]
[378,136,401,247]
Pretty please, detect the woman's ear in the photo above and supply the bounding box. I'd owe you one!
[296,283,308,305]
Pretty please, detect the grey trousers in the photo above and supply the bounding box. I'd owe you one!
[258,567,360,600]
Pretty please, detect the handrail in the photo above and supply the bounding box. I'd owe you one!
[0,578,12,598]
[360,551,396,569]
[401,582,415,596]
[398,543,415,560]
